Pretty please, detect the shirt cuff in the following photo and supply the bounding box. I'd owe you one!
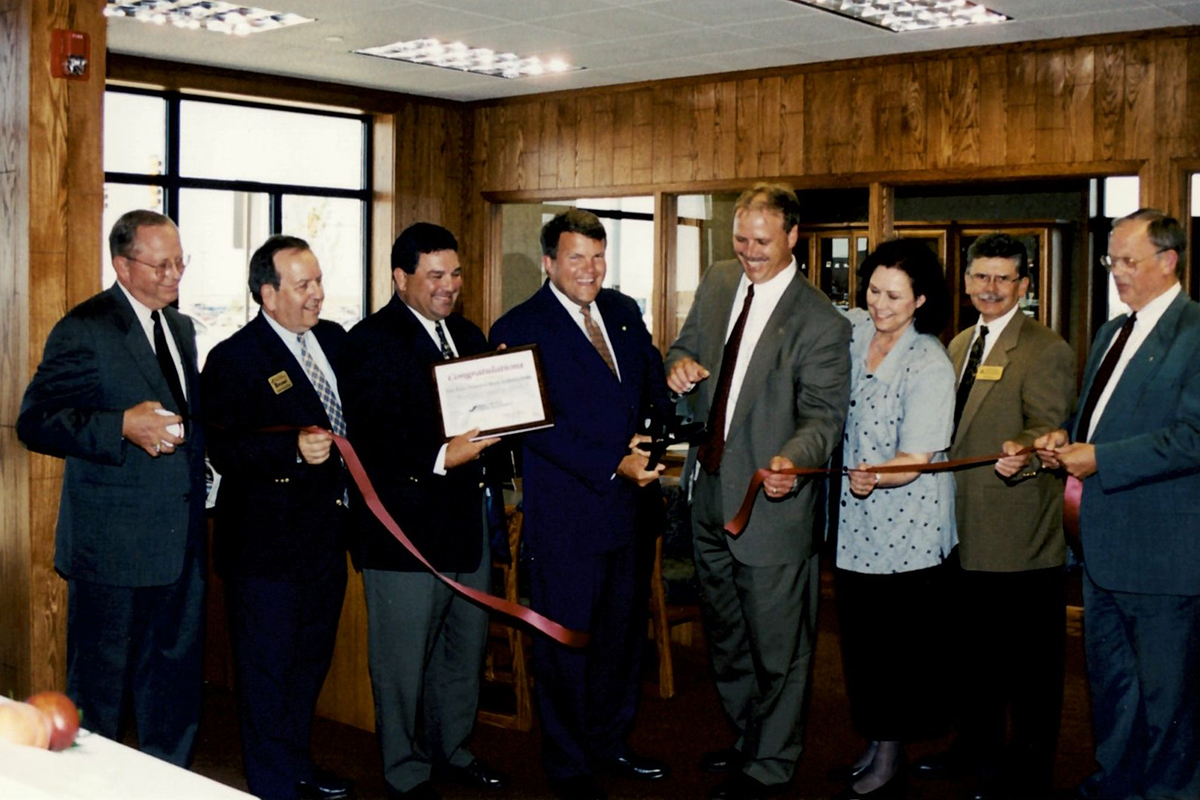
[434,443,448,476]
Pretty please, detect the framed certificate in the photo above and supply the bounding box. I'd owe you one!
[432,344,554,440]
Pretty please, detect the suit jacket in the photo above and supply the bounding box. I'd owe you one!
[201,312,350,581]
[489,282,670,557]
[1075,292,1200,596]
[665,261,851,566]
[341,295,487,573]
[949,313,1075,572]
[17,283,207,587]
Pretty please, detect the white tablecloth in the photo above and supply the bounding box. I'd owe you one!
[0,698,253,800]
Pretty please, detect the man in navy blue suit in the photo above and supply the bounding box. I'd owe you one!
[202,235,353,800]
[1025,209,1200,800]
[489,209,672,800]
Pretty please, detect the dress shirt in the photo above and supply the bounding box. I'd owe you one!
[403,302,459,474]
[548,279,622,381]
[1085,282,1182,441]
[262,311,341,396]
[721,261,797,437]
[116,281,187,400]
[959,303,1022,383]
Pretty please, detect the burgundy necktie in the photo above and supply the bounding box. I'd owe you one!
[698,284,755,475]
[1075,312,1137,442]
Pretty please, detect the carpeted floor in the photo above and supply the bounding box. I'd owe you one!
[189,566,1095,800]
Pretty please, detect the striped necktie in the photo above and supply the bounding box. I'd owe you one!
[296,334,346,436]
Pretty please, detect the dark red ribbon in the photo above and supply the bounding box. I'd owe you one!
[724,449,1033,537]
[302,426,588,648]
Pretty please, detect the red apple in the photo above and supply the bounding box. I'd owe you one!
[0,701,52,748]
[25,691,80,751]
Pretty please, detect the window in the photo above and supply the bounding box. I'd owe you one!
[103,88,370,364]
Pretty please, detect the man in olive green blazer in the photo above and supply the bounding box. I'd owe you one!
[918,234,1075,799]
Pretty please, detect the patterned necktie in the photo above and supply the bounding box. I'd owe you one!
[1075,312,1138,442]
[697,283,755,475]
[435,320,455,360]
[953,324,988,433]
[579,304,617,377]
[296,334,346,436]
[151,310,188,417]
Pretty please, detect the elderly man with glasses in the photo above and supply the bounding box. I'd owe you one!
[18,209,207,767]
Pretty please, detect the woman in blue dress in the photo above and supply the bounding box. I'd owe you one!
[831,238,956,799]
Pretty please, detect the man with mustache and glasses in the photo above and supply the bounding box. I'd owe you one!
[666,183,851,800]
[1017,210,1200,800]
[18,209,206,767]
[913,233,1075,800]
[202,235,354,800]
[341,222,507,800]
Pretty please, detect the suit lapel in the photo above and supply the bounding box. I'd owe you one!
[536,283,622,386]
[727,273,801,436]
[957,315,1022,436]
[112,287,179,405]
[1091,294,1186,441]
[700,266,742,411]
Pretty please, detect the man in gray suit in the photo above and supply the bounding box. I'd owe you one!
[1031,209,1200,800]
[915,233,1075,798]
[18,209,206,766]
[666,183,851,800]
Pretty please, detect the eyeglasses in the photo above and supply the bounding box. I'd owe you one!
[1101,249,1168,272]
[965,272,1020,288]
[121,254,191,275]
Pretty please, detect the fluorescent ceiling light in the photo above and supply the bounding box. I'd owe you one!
[356,38,580,80]
[787,0,1009,32]
[104,1,313,36]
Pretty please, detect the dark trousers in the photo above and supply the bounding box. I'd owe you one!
[528,535,648,782]
[954,565,1065,791]
[226,561,347,800]
[835,561,952,744]
[1081,566,1200,800]
[66,543,205,767]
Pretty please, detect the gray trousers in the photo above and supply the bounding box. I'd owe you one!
[692,471,820,787]
[363,534,490,793]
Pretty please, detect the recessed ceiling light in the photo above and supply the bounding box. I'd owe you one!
[355,38,581,79]
[786,0,1009,32]
[104,0,313,36]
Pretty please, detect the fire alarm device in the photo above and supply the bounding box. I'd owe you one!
[50,30,90,80]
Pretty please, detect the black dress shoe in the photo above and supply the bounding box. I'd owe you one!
[297,769,355,800]
[831,772,906,800]
[710,772,779,800]
[700,748,744,774]
[437,758,509,790]
[386,781,441,800]
[913,750,965,780]
[827,762,870,782]
[551,775,607,800]
[604,752,670,781]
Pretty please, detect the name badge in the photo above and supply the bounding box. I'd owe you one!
[976,365,1004,381]
[268,371,294,394]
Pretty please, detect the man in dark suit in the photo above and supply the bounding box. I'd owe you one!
[18,209,206,766]
[1030,209,1200,800]
[201,235,353,800]
[665,184,850,800]
[914,233,1075,798]
[489,209,672,800]
[340,223,506,800]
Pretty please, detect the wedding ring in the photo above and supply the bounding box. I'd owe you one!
[154,443,161,453]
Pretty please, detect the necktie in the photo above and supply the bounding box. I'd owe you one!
[296,334,346,437]
[579,304,617,377]
[435,320,455,360]
[698,284,755,475]
[1075,312,1138,442]
[953,324,988,433]
[151,310,188,417]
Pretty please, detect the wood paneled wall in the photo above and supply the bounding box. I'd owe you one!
[1,0,106,699]
[469,31,1198,198]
